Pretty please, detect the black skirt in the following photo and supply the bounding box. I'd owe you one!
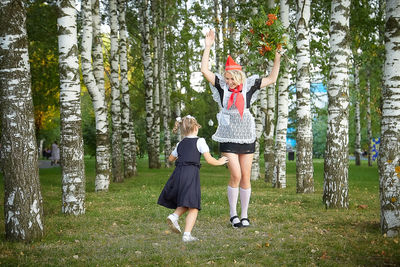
[219,142,256,154]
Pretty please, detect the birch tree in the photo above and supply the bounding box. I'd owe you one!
[272,0,290,188]
[262,0,276,183]
[366,76,373,166]
[110,0,123,182]
[57,0,86,214]
[295,0,314,193]
[323,0,351,209]
[0,0,44,240]
[138,0,157,168]
[379,0,400,238]
[118,0,135,178]
[354,63,362,166]
[152,0,161,169]
[160,2,172,168]
[81,0,111,191]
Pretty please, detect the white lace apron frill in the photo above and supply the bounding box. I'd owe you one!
[209,73,260,144]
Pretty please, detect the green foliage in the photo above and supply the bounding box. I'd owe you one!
[243,6,285,61]
[26,0,60,142]
[0,159,399,265]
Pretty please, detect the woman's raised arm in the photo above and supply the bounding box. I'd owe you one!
[201,29,216,86]
[260,50,282,88]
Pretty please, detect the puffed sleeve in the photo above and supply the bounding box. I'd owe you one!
[171,142,179,157]
[209,73,225,108]
[245,75,261,106]
[196,138,210,154]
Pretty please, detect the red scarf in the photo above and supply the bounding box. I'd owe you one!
[227,84,244,119]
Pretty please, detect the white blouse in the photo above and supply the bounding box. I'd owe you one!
[171,136,210,157]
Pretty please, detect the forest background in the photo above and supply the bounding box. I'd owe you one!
[1,0,399,253]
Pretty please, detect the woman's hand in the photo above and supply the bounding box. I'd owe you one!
[205,29,215,48]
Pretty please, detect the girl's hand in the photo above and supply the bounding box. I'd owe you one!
[205,29,215,48]
[218,156,228,165]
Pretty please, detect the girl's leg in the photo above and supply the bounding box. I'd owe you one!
[223,153,243,227]
[167,207,188,234]
[182,208,199,242]
[238,153,254,225]
[184,208,198,233]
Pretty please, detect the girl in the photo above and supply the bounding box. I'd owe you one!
[157,115,228,242]
[201,29,282,228]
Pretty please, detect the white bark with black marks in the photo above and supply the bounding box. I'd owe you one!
[0,0,44,240]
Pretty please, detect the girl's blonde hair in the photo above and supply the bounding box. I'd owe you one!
[224,69,246,85]
[173,115,201,136]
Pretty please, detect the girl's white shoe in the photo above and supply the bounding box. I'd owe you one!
[182,234,199,242]
[167,214,181,233]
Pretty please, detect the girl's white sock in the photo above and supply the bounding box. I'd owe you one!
[172,213,179,219]
[227,186,239,218]
[183,232,191,236]
[240,187,251,219]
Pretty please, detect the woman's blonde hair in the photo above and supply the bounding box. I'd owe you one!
[224,69,246,85]
[173,115,202,136]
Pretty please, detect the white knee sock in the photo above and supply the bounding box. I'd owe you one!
[240,187,251,219]
[227,186,239,218]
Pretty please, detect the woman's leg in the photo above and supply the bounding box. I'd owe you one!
[238,153,254,223]
[223,153,243,227]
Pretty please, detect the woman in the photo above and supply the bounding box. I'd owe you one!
[201,29,282,228]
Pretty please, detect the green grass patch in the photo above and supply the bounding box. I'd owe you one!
[0,159,399,266]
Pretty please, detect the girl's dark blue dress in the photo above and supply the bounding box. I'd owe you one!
[157,137,201,210]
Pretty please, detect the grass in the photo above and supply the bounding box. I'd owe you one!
[0,157,399,266]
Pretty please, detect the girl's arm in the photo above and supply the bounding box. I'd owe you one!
[201,29,216,86]
[168,155,177,162]
[260,50,282,88]
[203,152,228,166]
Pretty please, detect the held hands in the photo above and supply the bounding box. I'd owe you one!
[218,156,229,166]
[205,29,215,48]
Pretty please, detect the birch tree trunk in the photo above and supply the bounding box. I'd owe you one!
[160,3,172,168]
[323,0,351,209]
[152,0,161,169]
[139,0,157,168]
[0,0,44,240]
[379,0,400,238]
[118,0,134,178]
[272,0,290,188]
[110,0,123,182]
[57,0,86,214]
[263,0,276,184]
[81,0,111,191]
[366,77,373,166]
[250,90,267,181]
[354,64,362,166]
[171,63,181,141]
[296,0,314,193]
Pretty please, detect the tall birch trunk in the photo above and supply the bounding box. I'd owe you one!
[251,99,264,181]
[354,64,362,166]
[379,0,400,238]
[118,0,134,178]
[0,0,44,240]
[272,0,290,188]
[366,77,373,166]
[110,0,123,182]
[81,0,111,191]
[295,0,314,193]
[139,0,156,168]
[57,0,86,214]
[160,3,172,168]
[323,0,351,209]
[263,0,276,184]
[171,63,182,141]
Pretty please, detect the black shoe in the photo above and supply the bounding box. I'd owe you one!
[240,218,250,227]
[230,216,243,228]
